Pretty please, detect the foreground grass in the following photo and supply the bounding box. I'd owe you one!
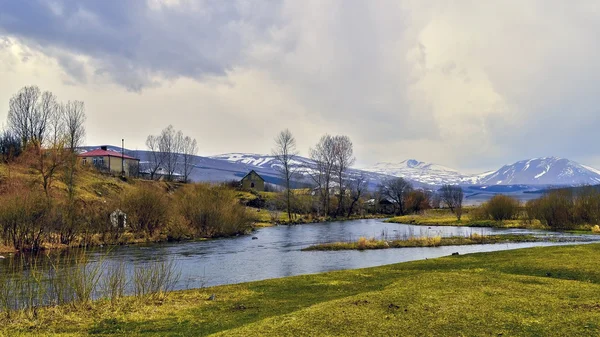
[303,234,543,251]
[3,244,600,336]
[387,211,547,229]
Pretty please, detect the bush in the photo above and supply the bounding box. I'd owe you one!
[527,190,575,229]
[121,185,171,236]
[175,184,253,237]
[0,191,49,251]
[485,195,520,221]
[573,186,600,224]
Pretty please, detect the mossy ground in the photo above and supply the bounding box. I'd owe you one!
[3,243,600,336]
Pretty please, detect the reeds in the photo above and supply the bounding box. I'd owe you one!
[0,250,182,320]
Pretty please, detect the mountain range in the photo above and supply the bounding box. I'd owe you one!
[363,157,600,186]
[81,146,600,188]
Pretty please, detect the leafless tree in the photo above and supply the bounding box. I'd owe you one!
[181,135,198,182]
[272,129,298,221]
[61,100,86,199]
[379,177,413,215]
[347,176,368,217]
[309,135,336,216]
[62,101,86,152]
[333,135,355,216]
[7,86,59,148]
[159,125,183,181]
[439,184,464,220]
[145,135,165,180]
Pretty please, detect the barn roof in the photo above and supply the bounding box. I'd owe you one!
[78,149,139,161]
[241,170,264,181]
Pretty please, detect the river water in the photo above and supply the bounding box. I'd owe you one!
[4,218,591,290]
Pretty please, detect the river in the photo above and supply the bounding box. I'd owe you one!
[4,218,591,290]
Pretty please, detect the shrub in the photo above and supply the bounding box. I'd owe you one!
[122,185,170,236]
[573,186,600,224]
[528,190,575,229]
[485,195,520,221]
[357,237,368,250]
[0,191,49,251]
[175,184,253,237]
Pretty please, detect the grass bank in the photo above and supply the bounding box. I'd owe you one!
[250,208,387,228]
[302,234,543,251]
[3,244,600,336]
[387,210,546,229]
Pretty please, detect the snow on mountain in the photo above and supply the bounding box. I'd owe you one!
[81,147,600,187]
[362,159,467,185]
[363,157,600,186]
[209,153,422,190]
[471,157,600,186]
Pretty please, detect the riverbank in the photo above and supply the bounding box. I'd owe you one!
[3,243,600,336]
[251,208,388,227]
[386,212,547,229]
[302,234,543,251]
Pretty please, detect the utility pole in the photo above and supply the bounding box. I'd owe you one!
[121,138,125,176]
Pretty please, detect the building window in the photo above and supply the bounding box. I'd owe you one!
[251,182,255,188]
[92,157,105,168]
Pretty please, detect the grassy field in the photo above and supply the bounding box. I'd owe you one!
[303,234,543,251]
[387,209,546,229]
[3,243,600,336]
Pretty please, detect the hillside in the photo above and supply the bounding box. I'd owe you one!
[81,147,420,190]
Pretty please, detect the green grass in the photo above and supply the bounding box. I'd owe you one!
[303,234,543,251]
[3,244,600,336]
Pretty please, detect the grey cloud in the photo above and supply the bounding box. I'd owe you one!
[0,0,281,90]
[2,0,600,171]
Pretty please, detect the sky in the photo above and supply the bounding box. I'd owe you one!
[0,0,599,173]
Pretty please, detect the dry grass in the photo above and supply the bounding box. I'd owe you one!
[303,234,542,251]
[387,209,546,229]
[2,244,600,336]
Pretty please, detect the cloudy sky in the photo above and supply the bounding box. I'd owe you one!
[1,0,599,173]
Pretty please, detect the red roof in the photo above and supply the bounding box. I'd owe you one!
[78,149,139,160]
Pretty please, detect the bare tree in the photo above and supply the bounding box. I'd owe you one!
[7,85,39,146]
[159,125,183,181]
[439,184,464,220]
[62,101,86,152]
[309,135,337,216]
[379,177,413,215]
[36,91,59,146]
[272,129,298,221]
[32,110,67,199]
[145,135,165,180]
[333,135,355,216]
[181,135,198,182]
[61,100,86,199]
[7,85,60,148]
[347,176,368,217]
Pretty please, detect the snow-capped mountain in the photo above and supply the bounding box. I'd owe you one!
[82,146,600,188]
[363,159,467,185]
[364,156,600,186]
[210,153,425,190]
[470,157,600,185]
